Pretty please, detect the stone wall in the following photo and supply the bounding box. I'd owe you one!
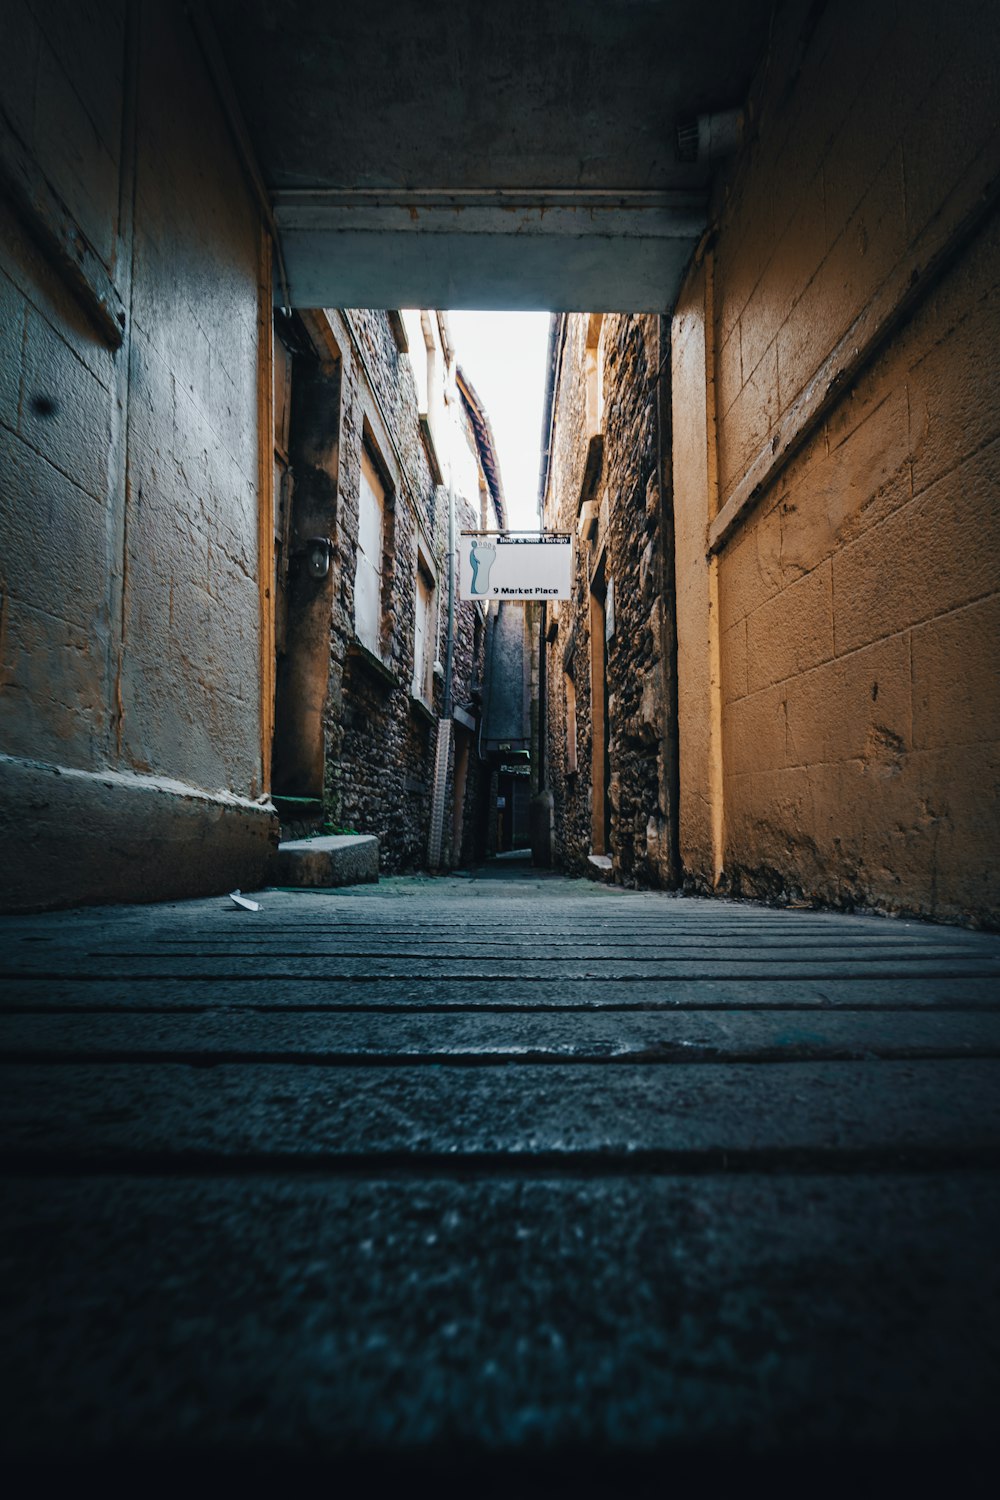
[672,0,1000,925]
[543,313,674,885]
[0,0,275,910]
[319,310,489,873]
[544,317,594,875]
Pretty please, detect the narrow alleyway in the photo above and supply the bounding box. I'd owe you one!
[2,872,1000,1471]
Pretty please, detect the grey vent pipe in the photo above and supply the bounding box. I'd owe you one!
[676,108,744,162]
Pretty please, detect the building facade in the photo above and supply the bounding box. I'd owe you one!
[271,305,504,873]
[2,0,997,925]
[541,2,1000,926]
[0,1,505,909]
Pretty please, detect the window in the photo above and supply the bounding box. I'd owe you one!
[355,445,385,653]
[585,314,605,438]
[413,559,437,703]
[401,309,446,481]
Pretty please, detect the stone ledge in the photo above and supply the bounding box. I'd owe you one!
[347,639,399,688]
[273,834,379,888]
[0,754,278,912]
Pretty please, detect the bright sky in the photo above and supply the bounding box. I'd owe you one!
[448,311,552,531]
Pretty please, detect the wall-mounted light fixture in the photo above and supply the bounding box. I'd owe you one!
[298,536,334,580]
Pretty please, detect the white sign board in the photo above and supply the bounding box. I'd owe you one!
[458,533,573,601]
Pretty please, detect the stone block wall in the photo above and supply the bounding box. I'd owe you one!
[0,0,275,909]
[672,0,1000,924]
[124,1,264,796]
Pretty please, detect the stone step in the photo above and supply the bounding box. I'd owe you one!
[272,834,379,889]
[3,1058,999,1164]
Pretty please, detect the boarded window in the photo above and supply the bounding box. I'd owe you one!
[413,563,436,702]
[355,446,385,652]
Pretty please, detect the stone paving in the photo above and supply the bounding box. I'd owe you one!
[2,865,1000,1475]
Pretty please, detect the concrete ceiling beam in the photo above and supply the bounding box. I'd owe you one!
[272,191,708,311]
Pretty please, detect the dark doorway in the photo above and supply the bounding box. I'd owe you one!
[271,314,342,805]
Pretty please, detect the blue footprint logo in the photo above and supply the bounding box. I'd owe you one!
[470,540,497,596]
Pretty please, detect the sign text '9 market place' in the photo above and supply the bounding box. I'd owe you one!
[457,533,573,601]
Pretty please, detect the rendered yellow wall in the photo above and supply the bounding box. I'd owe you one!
[674,0,1000,924]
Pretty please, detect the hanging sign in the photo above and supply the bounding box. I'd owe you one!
[458,532,573,601]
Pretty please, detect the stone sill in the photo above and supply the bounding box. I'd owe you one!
[409,694,437,726]
[347,639,398,688]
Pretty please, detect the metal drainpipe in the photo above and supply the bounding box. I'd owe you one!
[655,312,682,886]
[537,600,546,789]
[427,477,456,871]
[443,475,456,718]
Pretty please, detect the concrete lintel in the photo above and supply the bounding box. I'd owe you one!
[278,227,702,314]
[273,188,707,225]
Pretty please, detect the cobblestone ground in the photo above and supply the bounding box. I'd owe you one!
[2,864,1000,1480]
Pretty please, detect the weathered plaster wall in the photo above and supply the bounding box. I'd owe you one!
[0,0,274,909]
[123,0,264,794]
[544,313,674,885]
[673,0,1000,925]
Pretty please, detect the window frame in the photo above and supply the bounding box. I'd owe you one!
[354,436,392,657]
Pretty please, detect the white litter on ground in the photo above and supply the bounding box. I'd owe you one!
[229,890,260,912]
